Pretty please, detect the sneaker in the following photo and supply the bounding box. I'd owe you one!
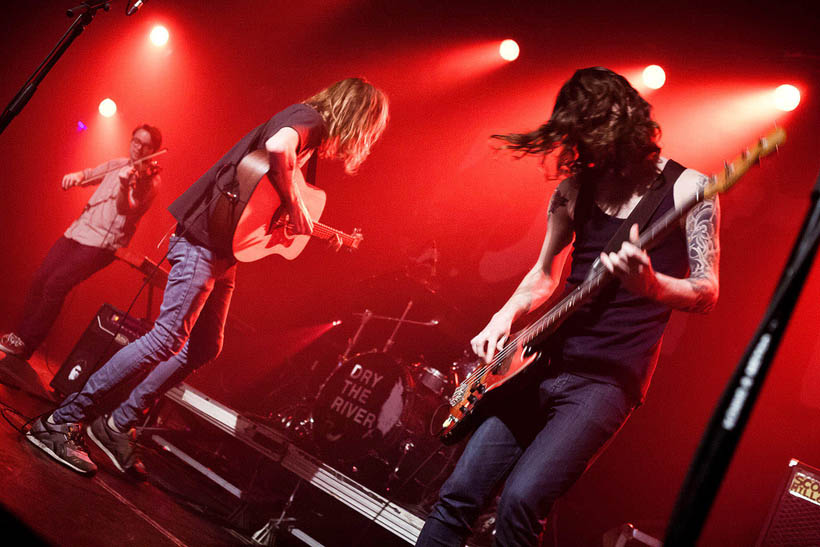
[25,417,97,475]
[86,415,146,479]
[0,332,27,358]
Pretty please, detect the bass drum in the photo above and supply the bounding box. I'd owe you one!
[312,352,459,505]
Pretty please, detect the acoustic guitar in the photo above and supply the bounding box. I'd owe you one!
[209,149,362,262]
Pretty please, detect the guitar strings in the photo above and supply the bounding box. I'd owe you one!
[456,198,687,394]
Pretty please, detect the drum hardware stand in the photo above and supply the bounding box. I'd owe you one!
[251,480,303,546]
[349,306,440,355]
[305,309,374,410]
[386,440,415,489]
[342,309,373,361]
[351,447,443,547]
[382,300,413,353]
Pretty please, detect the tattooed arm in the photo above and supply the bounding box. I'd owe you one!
[471,178,577,362]
[677,173,720,312]
[600,169,720,313]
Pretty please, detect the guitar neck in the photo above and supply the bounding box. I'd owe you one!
[310,222,360,247]
[521,192,701,348]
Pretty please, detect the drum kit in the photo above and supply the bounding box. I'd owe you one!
[270,270,478,509]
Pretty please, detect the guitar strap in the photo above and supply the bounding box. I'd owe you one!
[305,151,318,185]
[577,159,686,254]
[577,159,685,279]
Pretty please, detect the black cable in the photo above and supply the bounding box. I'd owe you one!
[0,398,32,434]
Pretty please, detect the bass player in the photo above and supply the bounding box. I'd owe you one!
[416,67,720,546]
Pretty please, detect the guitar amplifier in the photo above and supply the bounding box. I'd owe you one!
[756,459,820,546]
[50,304,151,396]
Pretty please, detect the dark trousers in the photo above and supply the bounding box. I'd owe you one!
[416,371,635,547]
[16,236,115,356]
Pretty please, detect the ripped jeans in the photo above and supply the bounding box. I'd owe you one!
[52,235,236,430]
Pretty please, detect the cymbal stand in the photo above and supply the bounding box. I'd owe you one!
[341,309,372,361]
[251,480,302,546]
[306,309,375,409]
[382,300,413,354]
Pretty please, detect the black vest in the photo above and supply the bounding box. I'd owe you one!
[554,163,690,402]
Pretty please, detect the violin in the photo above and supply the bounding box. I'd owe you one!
[129,157,162,183]
[79,148,168,187]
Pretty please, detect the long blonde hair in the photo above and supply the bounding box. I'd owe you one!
[305,78,389,174]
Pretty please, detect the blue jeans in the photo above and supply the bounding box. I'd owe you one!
[52,236,236,430]
[17,236,115,357]
[416,371,635,547]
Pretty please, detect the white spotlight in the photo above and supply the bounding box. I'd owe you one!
[642,65,666,90]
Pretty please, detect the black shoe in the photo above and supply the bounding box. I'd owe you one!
[25,417,97,475]
[86,415,146,479]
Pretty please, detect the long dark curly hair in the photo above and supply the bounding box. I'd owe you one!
[493,67,661,187]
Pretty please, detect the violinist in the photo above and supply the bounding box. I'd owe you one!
[0,124,163,361]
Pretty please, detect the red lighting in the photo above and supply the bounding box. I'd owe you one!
[499,39,520,62]
[642,65,666,90]
[98,98,117,117]
[149,25,169,47]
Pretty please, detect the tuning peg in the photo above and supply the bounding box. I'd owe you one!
[741,148,751,160]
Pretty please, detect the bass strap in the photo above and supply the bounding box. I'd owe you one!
[580,159,686,278]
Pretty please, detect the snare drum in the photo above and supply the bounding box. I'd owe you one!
[413,363,450,397]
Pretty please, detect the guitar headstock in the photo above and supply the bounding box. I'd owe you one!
[703,126,786,199]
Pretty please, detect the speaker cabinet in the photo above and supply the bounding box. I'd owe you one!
[757,459,820,546]
[50,304,151,396]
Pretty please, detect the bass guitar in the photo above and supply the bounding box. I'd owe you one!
[209,149,363,262]
[439,127,786,445]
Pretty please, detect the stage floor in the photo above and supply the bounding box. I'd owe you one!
[0,351,270,547]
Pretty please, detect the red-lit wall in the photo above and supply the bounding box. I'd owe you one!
[1,1,818,544]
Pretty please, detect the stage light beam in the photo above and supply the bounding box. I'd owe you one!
[774,84,800,111]
[642,65,666,90]
[149,25,169,47]
[499,39,520,62]
[98,98,117,118]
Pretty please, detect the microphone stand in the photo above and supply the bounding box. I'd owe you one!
[664,169,820,545]
[0,2,111,136]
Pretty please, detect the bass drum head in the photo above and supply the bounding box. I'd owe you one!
[312,352,413,463]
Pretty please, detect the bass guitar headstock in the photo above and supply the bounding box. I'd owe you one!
[704,126,786,199]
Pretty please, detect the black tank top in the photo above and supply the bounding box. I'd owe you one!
[553,171,689,402]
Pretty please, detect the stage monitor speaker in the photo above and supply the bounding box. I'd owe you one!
[50,303,151,396]
[757,458,820,546]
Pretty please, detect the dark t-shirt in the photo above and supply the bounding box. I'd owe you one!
[167,103,327,253]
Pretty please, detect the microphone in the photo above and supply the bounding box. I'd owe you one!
[126,0,148,16]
